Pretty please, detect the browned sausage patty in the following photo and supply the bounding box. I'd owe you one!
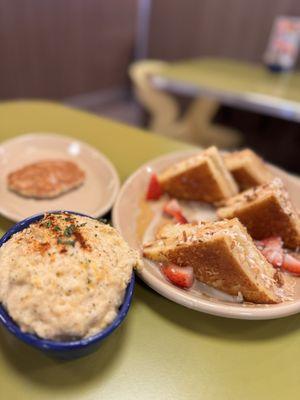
[7,160,85,198]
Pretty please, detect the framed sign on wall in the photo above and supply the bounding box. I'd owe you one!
[264,16,300,72]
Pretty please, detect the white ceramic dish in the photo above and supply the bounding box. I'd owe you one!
[113,150,300,320]
[0,133,120,221]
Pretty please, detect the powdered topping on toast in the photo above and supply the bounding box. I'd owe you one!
[219,179,293,212]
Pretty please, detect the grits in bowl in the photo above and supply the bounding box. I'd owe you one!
[0,212,141,340]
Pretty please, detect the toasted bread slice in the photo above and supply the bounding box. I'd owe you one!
[158,146,238,203]
[217,178,300,249]
[225,149,273,190]
[143,219,290,304]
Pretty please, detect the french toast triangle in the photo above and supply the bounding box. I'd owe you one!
[224,149,274,191]
[157,146,238,203]
[217,178,300,249]
[143,219,292,304]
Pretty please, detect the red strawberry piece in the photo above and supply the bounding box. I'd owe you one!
[161,264,194,288]
[282,253,300,275]
[146,173,163,200]
[261,247,283,268]
[163,199,188,224]
[256,237,283,249]
[255,237,284,268]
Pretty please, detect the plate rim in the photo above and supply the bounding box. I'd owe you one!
[0,132,121,222]
[112,149,300,320]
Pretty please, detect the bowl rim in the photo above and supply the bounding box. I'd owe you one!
[0,210,135,351]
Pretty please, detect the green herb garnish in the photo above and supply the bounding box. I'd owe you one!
[53,225,61,232]
[64,224,76,237]
[57,238,75,246]
[66,240,75,247]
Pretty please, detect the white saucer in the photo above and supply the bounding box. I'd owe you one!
[0,133,120,221]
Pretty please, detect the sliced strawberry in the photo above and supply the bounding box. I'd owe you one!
[261,247,283,268]
[282,254,300,275]
[255,236,284,268]
[287,252,300,261]
[163,199,188,224]
[146,173,163,200]
[161,264,194,288]
[173,211,187,224]
[256,237,283,249]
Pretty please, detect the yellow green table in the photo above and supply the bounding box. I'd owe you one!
[151,58,300,122]
[0,101,299,400]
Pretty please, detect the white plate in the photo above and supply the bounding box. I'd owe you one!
[113,150,300,320]
[0,133,120,221]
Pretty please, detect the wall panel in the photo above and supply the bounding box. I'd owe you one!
[0,0,137,99]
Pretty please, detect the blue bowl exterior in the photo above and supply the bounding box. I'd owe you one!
[0,211,135,359]
[266,63,292,73]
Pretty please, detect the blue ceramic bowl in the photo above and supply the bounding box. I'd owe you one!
[0,211,135,359]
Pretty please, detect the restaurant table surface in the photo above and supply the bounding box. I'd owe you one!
[0,100,299,400]
[151,57,300,122]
